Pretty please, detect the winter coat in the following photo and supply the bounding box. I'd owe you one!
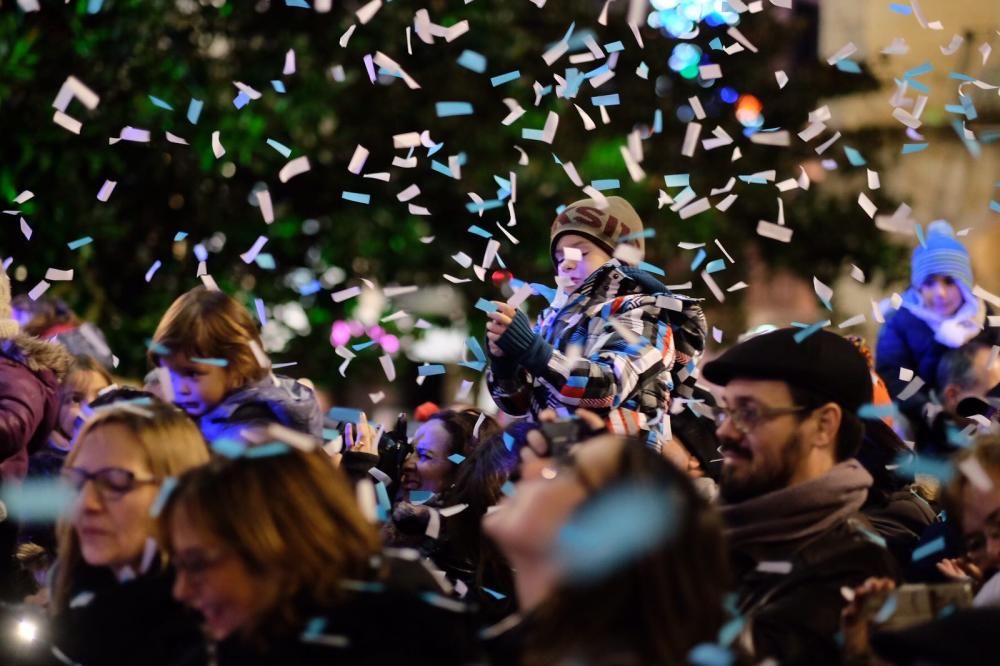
[197,374,323,444]
[46,563,203,666]
[487,260,706,452]
[0,335,72,483]
[731,516,897,666]
[875,293,1000,432]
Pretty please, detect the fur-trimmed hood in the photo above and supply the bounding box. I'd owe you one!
[0,333,75,381]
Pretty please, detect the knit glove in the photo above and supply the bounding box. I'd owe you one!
[496,310,554,375]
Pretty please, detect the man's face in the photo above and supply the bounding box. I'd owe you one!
[944,348,1000,416]
[715,379,814,504]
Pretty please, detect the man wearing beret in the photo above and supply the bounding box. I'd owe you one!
[702,327,897,666]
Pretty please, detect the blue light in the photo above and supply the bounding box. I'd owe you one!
[720,86,738,103]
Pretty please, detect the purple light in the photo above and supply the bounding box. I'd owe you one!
[380,335,400,354]
[330,320,352,347]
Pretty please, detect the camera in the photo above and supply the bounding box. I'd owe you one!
[375,413,412,497]
[539,419,592,459]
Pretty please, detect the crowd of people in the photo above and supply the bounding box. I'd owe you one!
[0,198,997,665]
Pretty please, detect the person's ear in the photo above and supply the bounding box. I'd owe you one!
[811,403,843,452]
[942,384,960,410]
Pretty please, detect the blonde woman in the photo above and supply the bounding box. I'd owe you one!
[49,401,209,666]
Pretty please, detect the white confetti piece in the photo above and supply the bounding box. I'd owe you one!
[53,110,82,134]
[393,132,422,149]
[619,145,645,182]
[348,145,369,174]
[698,64,722,80]
[838,314,866,329]
[379,354,396,382]
[897,376,925,401]
[233,81,262,100]
[757,560,793,574]
[798,122,826,142]
[867,170,880,190]
[940,34,964,55]
[339,24,356,48]
[573,104,597,131]
[702,271,725,303]
[165,132,189,145]
[384,285,418,297]
[715,194,738,212]
[278,156,311,183]
[540,111,560,144]
[332,286,362,303]
[851,265,866,283]
[775,70,788,88]
[813,277,833,304]
[364,172,390,181]
[44,268,73,281]
[373,52,420,89]
[727,26,758,52]
[757,221,793,243]
[858,193,877,219]
[26,279,49,301]
[980,43,992,66]
[681,122,702,157]
[561,161,583,187]
[452,252,472,269]
[211,131,225,158]
[973,285,1000,310]
[826,42,857,65]
[750,131,791,146]
[396,184,420,202]
[891,107,922,129]
[408,204,430,215]
[678,198,711,220]
[814,131,842,155]
[200,274,220,291]
[20,217,32,240]
[13,191,33,204]
[120,126,150,142]
[703,125,733,150]
[899,368,915,382]
[96,180,117,202]
[283,49,296,75]
[958,457,994,492]
[614,244,643,266]
[240,236,268,264]
[256,188,274,224]
[145,260,162,282]
[52,75,100,113]
[355,0,382,23]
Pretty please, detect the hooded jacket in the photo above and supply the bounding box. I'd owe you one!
[0,334,73,482]
[487,260,706,452]
[197,374,324,444]
[875,287,1000,439]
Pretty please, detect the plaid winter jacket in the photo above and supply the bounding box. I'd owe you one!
[487,260,706,451]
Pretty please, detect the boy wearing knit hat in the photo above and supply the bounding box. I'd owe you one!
[875,220,1000,451]
[484,196,707,452]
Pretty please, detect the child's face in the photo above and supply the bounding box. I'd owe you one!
[160,354,232,418]
[554,235,613,292]
[58,370,112,439]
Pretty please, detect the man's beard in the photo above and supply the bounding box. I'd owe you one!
[719,429,807,504]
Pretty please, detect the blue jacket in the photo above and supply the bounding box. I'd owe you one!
[198,375,323,444]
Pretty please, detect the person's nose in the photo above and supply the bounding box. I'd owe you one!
[174,375,191,396]
[172,569,196,604]
[986,535,1000,563]
[715,415,742,441]
[78,479,104,513]
[559,258,577,274]
[403,451,418,472]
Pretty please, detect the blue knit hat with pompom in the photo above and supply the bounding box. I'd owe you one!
[911,220,973,288]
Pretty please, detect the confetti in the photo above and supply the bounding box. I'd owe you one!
[27,280,50,301]
[96,180,117,202]
[68,237,93,250]
[44,268,73,281]
[342,191,371,205]
[436,101,474,117]
[211,131,225,158]
[278,156,311,183]
[240,236,269,264]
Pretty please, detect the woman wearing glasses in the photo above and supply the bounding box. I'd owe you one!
[48,401,210,666]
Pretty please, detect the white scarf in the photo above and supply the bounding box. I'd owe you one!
[902,282,985,348]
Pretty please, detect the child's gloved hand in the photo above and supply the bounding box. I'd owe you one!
[486,301,517,357]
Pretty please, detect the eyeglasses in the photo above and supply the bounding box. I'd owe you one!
[63,467,159,501]
[172,551,232,582]
[710,402,811,435]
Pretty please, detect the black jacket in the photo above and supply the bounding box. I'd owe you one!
[732,516,897,666]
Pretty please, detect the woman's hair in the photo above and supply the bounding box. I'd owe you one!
[61,355,113,398]
[427,409,501,484]
[945,434,1000,528]
[524,440,730,666]
[149,287,268,388]
[160,447,380,641]
[51,402,210,611]
[11,294,79,337]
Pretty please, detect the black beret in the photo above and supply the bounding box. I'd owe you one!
[702,328,873,413]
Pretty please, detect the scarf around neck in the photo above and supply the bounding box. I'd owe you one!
[901,283,986,348]
[720,459,873,549]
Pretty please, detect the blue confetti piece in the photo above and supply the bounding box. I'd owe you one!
[844,146,866,166]
[691,248,707,271]
[468,225,493,238]
[186,98,203,125]
[653,109,663,134]
[474,298,498,313]
[351,340,376,352]
[68,236,93,250]
[285,0,310,7]
[328,407,363,424]
[556,484,678,583]
[271,80,286,93]
[233,92,251,109]
[302,617,326,639]
[688,643,733,666]
[490,70,521,87]
[448,453,466,464]
[466,336,486,362]
[591,178,620,191]
[374,481,391,520]
[604,40,624,53]
[990,201,1000,214]
[1,478,76,523]
[418,364,446,376]
[875,594,899,623]
[503,432,516,451]
[591,93,620,107]
[190,357,228,367]
[792,320,830,343]
[297,280,321,296]
[436,101,473,117]
[409,490,435,504]
[482,587,506,600]
[621,228,655,242]
[426,142,445,157]
[718,616,745,647]
[211,438,247,459]
[342,191,371,204]
[888,3,912,14]
[857,403,899,420]
[456,50,487,73]
[145,339,170,355]
[245,442,292,458]
[173,232,188,241]
[521,128,546,141]
[638,261,665,277]
[665,174,690,188]
[87,0,103,13]
[636,62,649,78]
[149,95,174,111]
[896,453,954,484]
[322,428,339,440]
[902,143,928,155]
[915,222,926,247]
[904,61,934,79]
[583,63,609,80]
[912,536,946,562]
[148,477,178,518]
[501,481,516,496]
[267,139,292,158]
[856,524,888,549]
[431,160,458,178]
[255,253,276,270]
[835,59,862,74]
[709,37,724,51]
[194,243,208,261]
[705,259,727,274]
